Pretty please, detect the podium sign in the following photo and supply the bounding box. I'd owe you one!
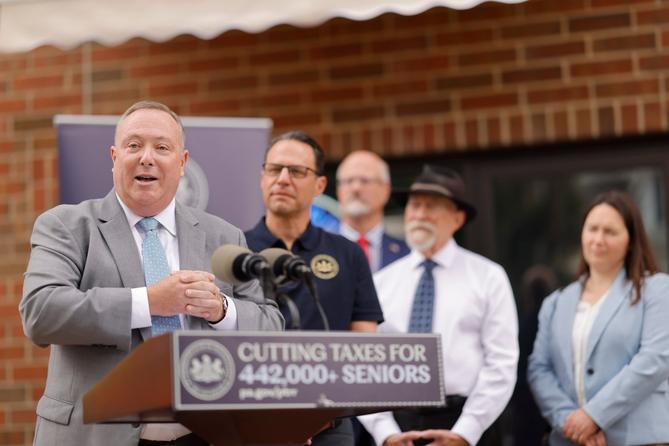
[84,331,444,445]
[175,331,444,410]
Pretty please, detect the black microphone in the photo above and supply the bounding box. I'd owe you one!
[259,248,312,283]
[211,245,270,285]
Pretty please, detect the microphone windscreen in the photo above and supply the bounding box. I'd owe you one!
[259,247,292,275]
[211,244,252,285]
[259,247,291,263]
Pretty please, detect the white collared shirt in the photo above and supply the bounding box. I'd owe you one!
[116,194,236,331]
[359,239,519,446]
[339,222,384,272]
[116,195,236,441]
[572,290,610,407]
[118,196,182,330]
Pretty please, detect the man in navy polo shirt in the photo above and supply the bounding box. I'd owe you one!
[245,130,383,446]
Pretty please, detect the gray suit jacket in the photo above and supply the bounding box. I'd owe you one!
[528,270,669,446]
[20,191,284,446]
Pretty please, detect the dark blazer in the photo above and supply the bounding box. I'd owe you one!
[380,233,410,269]
[528,270,669,446]
[20,191,283,446]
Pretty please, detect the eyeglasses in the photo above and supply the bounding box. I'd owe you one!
[262,163,320,179]
[336,176,384,187]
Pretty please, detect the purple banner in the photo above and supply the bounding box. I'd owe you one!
[54,115,271,231]
[173,331,444,411]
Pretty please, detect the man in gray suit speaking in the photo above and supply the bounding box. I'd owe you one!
[19,101,284,446]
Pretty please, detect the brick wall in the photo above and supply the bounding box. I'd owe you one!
[2,0,669,443]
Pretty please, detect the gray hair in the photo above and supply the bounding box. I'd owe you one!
[336,150,390,183]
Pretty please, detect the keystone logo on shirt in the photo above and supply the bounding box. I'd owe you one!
[310,254,339,280]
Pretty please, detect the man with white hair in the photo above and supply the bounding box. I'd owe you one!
[359,165,518,446]
[336,151,409,273]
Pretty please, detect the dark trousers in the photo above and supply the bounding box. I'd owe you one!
[138,433,209,446]
[352,417,375,446]
[312,418,354,446]
[393,396,500,446]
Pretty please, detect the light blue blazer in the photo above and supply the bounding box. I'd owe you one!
[527,270,669,446]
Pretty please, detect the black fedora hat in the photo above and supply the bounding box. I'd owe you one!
[395,165,477,223]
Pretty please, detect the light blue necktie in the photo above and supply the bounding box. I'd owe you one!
[138,217,182,336]
[408,260,437,333]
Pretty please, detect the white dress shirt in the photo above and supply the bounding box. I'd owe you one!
[116,195,237,331]
[116,195,237,440]
[359,239,519,446]
[340,222,384,272]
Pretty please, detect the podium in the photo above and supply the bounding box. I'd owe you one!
[84,331,444,446]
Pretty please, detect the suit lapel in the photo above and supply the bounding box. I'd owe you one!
[555,282,582,385]
[175,202,207,330]
[97,191,145,288]
[381,234,402,266]
[97,192,153,343]
[380,234,389,266]
[585,269,630,361]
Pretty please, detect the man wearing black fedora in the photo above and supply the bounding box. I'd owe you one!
[359,165,519,446]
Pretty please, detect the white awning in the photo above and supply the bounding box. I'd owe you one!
[0,0,526,54]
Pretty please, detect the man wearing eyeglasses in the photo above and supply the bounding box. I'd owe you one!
[336,151,409,274]
[244,130,384,446]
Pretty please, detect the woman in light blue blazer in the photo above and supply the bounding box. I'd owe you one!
[528,190,669,446]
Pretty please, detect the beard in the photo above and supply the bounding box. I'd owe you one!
[341,197,370,218]
[405,220,438,253]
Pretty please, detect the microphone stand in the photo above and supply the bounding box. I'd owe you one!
[304,273,330,331]
[260,267,302,330]
[255,266,278,329]
[258,266,275,304]
[277,293,301,330]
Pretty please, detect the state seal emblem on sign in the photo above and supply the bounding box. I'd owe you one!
[180,339,235,401]
[310,254,339,280]
[176,157,209,211]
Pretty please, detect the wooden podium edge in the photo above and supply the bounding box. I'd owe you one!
[83,334,174,423]
[177,408,345,446]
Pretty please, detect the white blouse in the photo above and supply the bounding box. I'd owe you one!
[572,289,610,406]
